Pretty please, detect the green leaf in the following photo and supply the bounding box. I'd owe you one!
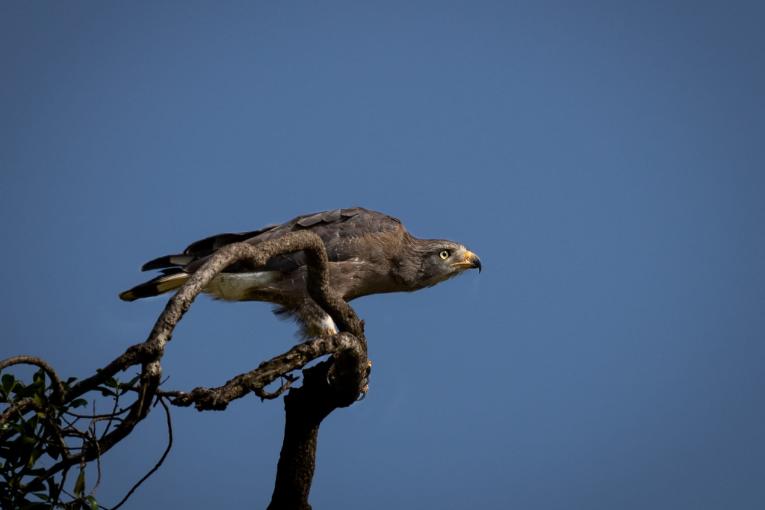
[14,383,36,400]
[27,447,42,468]
[31,491,49,501]
[32,393,45,408]
[33,369,45,385]
[73,468,86,498]
[71,398,88,409]
[98,387,116,397]
[47,443,61,460]
[2,373,15,393]
[122,374,141,389]
[87,495,99,510]
[24,476,46,492]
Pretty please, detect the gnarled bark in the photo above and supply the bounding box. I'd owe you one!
[1,230,369,508]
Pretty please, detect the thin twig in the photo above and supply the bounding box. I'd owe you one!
[0,397,37,426]
[88,400,104,497]
[64,407,131,420]
[255,374,299,401]
[110,397,173,510]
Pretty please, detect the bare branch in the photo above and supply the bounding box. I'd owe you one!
[0,397,37,426]
[3,230,370,508]
[0,355,65,403]
[166,332,363,411]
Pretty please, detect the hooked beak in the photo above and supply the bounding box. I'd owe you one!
[454,249,482,273]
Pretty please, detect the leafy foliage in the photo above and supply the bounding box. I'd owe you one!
[1,367,139,509]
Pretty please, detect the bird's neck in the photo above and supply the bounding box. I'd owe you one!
[390,236,429,290]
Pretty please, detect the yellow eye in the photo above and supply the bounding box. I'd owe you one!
[439,250,450,260]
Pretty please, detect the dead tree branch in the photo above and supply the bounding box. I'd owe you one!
[165,332,364,410]
[1,230,369,509]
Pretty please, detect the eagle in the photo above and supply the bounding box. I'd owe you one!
[119,207,481,338]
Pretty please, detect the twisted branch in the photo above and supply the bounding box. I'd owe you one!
[0,355,65,403]
[164,332,364,410]
[1,230,369,508]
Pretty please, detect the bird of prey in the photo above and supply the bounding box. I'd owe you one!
[120,207,481,338]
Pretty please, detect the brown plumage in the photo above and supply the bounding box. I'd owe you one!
[120,207,481,338]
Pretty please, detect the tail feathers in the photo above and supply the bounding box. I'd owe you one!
[141,254,195,271]
[119,272,190,301]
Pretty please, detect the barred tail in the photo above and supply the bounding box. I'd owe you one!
[119,271,189,301]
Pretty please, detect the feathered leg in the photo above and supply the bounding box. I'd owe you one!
[273,298,338,340]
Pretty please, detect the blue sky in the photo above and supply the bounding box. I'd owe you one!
[2,2,764,508]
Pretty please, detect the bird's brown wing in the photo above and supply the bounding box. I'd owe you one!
[140,207,406,275]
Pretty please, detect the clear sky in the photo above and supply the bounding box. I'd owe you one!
[2,2,764,509]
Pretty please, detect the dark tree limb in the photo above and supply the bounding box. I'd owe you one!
[1,230,369,508]
[164,332,365,411]
[268,342,368,510]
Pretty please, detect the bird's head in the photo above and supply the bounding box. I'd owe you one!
[404,239,482,289]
